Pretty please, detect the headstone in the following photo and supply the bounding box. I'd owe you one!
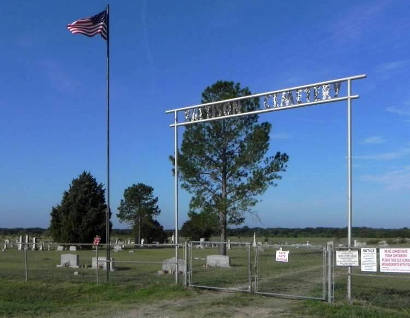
[69,246,77,251]
[25,235,29,250]
[227,239,231,250]
[140,238,144,246]
[92,257,115,271]
[39,243,43,251]
[115,239,118,245]
[378,240,389,247]
[31,237,37,250]
[199,238,205,249]
[57,245,64,251]
[57,254,79,268]
[252,233,257,247]
[206,255,230,268]
[171,234,175,244]
[114,245,122,252]
[354,240,367,247]
[2,241,6,251]
[18,236,23,251]
[161,257,186,274]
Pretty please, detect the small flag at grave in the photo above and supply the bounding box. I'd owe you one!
[93,235,101,246]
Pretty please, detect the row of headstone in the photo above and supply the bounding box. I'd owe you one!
[56,254,115,271]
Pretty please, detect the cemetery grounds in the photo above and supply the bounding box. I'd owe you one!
[0,236,410,317]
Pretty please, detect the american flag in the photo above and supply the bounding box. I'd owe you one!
[67,10,108,40]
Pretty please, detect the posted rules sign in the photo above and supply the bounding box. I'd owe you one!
[361,248,377,272]
[275,249,289,262]
[380,248,410,273]
[336,250,359,266]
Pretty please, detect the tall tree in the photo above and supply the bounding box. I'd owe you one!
[117,183,161,244]
[49,171,110,243]
[174,81,289,255]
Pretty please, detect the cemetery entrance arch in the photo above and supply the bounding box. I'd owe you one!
[166,74,366,300]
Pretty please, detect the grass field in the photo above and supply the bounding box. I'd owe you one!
[1,238,410,317]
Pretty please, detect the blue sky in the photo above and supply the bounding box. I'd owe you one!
[0,0,409,229]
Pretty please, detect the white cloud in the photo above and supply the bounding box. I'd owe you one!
[355,147,410,161]
[331,0,391,42]
[362,136,386,144]
[386,106,410,116]
[360,166,410,190]
[375,60,410,73]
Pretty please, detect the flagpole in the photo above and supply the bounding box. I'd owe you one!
[105,3,111,280]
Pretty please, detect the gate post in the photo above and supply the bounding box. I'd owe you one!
[327,241,334,303]
[184,241,188,286]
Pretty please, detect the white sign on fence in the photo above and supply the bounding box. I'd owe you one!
[275,249,289,263]
[361,248,377,272]
[336,250,359,266]
[380,248,410,273]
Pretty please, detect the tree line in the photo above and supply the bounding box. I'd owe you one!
[2,226,409,239]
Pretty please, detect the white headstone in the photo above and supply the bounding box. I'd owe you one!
[227,239,231,250]
[171,234,175,244]
[206,255,230,268]
[57,245,64,251]
[161,257,186,274]
[69,246,77,251]
[199,238,205,249]
[92,257,115,271]
[18,236,22,251]
[57,254,79,268]
[140,238,144,246]
[31,237,37,250]
[252,232,257,247]
[114,245,122,252]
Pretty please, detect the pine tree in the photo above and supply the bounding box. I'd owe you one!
[49,171,110,243]
[174,81,289,255]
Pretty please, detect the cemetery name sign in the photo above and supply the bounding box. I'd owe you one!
[167,75,366,127]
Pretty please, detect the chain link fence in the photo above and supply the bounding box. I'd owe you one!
[0,242,184,287]
[333,244,410,314]
[255,243,327,300]
[188,241,252,292]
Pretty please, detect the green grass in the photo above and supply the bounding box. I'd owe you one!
[299,300,410,318]
[0,278,192,317]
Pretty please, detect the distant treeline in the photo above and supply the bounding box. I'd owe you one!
[228,226,410,238]
[1,226,409,238]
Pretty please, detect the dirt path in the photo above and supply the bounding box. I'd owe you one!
[109,289,309,318]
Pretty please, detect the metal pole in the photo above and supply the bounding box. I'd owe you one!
[347,79,352,302]
[248,244,251,292]
[174,111,179,284]
[96,245,99,285]
[322,246,326,300]
[184,241,188,286]
[105,4,111,280]
[24,243,28,282]
[327,242,333,303]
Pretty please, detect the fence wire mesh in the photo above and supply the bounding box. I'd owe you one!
[0,242,184,287]
[333,245,410,315]
[188,241,251,292]
[255,244,326,300]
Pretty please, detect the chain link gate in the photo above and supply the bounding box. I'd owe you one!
[186,241,334,302]
[187,241,252,292]
[254,243,330,300]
